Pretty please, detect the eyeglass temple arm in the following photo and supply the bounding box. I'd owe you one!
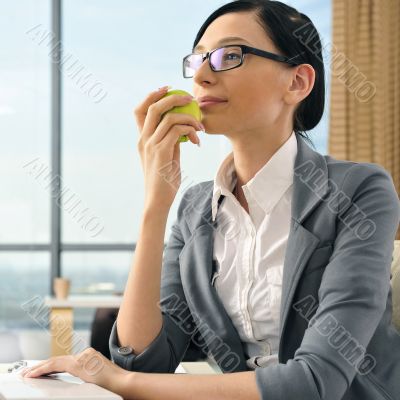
[241,45,305,66]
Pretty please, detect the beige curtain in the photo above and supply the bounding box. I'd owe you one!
[329,0,400,240]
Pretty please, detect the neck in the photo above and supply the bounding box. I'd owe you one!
[231,128,293,188]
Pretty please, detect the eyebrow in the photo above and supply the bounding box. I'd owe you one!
[193,36,250,52]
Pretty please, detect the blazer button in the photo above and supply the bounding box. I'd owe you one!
[118,346,133,356]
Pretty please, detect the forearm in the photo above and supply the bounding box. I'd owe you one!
[117,206,169,354]
[116,371,261,400]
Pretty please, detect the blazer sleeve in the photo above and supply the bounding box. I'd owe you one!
[109,188,196,373]
[255,164,400,400]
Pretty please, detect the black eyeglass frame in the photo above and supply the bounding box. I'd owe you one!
[183,44,305,78]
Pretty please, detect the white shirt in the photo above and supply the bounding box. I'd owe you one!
[211,131,298,369]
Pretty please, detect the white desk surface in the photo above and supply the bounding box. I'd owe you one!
[0,360,220,399]
[44,295,122,309]
[0,361,122,400]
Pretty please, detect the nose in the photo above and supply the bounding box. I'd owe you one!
[193,52,216,84]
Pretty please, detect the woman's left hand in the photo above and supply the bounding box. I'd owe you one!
[20,347,130,390]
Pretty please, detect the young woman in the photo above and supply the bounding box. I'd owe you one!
[21,1,400,399]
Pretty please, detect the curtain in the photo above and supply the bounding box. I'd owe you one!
[329,0,400,239]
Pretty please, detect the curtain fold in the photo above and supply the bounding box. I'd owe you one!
[329,0,400,239]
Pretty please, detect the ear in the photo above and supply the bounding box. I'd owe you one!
[283,64,315,105]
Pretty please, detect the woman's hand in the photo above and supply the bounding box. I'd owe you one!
[20,347,130,392]
[134,86,202,211]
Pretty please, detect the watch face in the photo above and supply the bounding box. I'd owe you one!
[118,346,133,356]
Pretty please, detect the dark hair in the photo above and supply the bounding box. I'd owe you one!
[192,0,326,149]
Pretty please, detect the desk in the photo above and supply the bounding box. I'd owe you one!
[44,296,122,357]
[0,360,220,399]
[0,360,122,400]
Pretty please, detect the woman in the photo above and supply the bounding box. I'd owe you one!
[21,1,400,399]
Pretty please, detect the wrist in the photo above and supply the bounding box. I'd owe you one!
[114,370,138,398]
[144,194,174,216]
[142,204,170,220]
[107,368,135,399]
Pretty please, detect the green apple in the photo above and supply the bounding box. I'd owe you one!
[161,89,203,143]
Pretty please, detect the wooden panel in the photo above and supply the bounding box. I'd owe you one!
[49,307,73,356]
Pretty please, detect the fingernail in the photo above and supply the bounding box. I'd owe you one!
[199,123,205,131]
[182,95,193,101]
[157,85,171,92]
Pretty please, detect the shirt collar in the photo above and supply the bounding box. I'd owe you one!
[211,131,298,221]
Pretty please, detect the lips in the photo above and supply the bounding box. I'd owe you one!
[197,96,228,108]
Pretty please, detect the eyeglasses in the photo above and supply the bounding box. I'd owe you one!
[182,44,305,78]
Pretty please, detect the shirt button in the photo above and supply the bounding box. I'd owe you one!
[118,346,133,356]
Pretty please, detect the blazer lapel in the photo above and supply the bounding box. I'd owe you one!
[179,194,248,372]
[278,135,331,354]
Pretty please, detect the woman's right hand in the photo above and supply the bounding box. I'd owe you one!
[134,86,203,212]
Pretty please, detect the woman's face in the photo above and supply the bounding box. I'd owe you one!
[192,11,299,141]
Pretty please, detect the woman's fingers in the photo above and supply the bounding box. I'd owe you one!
[159,125,199,150]
[21,356,72,378]
[149,112,202,145]
[25,367,60,378]
[19,347,121,390]
[22,358,69,378]
[134,86,170,132]
[140,94,196,141]
[20,359,48,376]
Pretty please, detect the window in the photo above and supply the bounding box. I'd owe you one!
[0,253,50,329]
[286,0,332,154]
[0,0,51,244]
[0,0,51,329]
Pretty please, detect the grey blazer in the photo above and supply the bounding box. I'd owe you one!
[109,133,400,400]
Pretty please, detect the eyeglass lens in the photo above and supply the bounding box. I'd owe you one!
[184,46,242,77]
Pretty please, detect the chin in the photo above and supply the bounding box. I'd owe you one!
[203,124,236,137]
[203,129,225,137]
[200,119,227,134]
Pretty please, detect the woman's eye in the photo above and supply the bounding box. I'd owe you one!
[224,53,240,60]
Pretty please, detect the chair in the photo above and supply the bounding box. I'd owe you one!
[391,240,400,331]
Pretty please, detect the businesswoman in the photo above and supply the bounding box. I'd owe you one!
[22,1,400,399]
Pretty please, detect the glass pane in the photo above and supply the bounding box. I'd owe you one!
[62,252,130,295]
[0,252,50,329]
[0,1,51,243]
[62,251,132,328]
[61,0,232,244]
[286,0,332,154]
